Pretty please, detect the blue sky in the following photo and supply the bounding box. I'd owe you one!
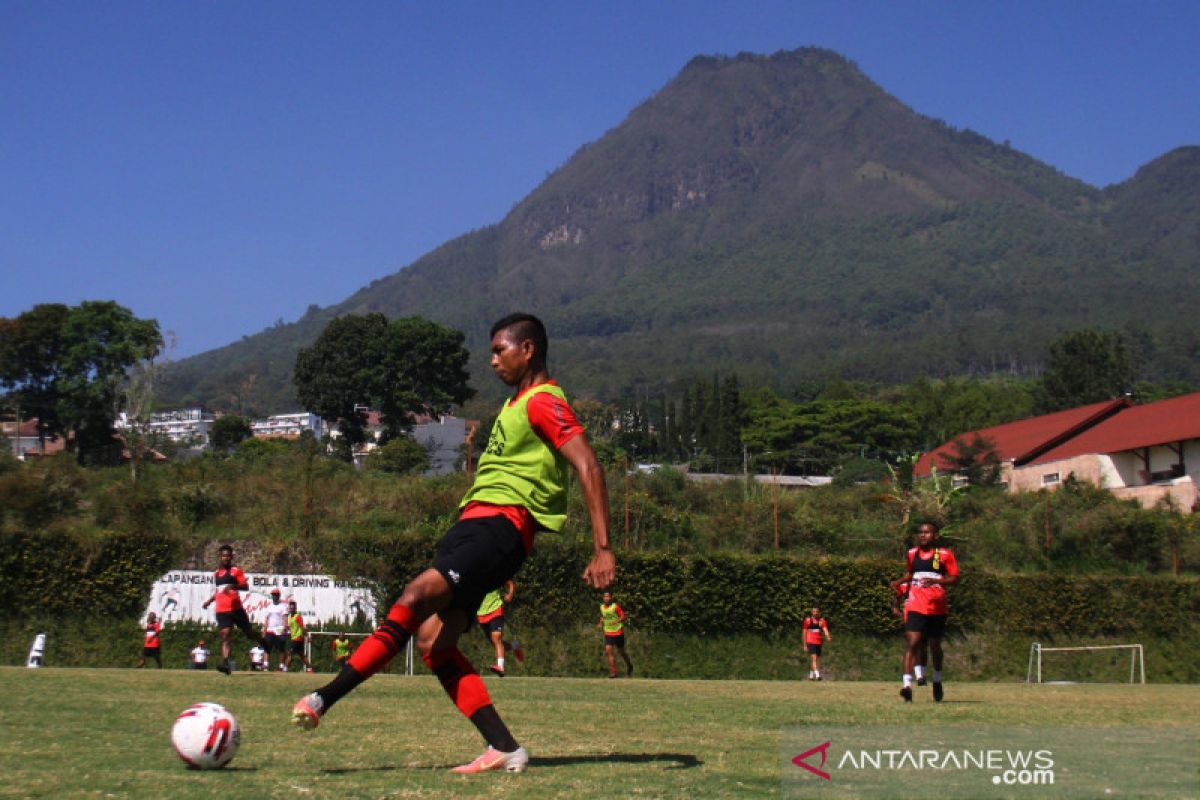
[3,1,1197,358]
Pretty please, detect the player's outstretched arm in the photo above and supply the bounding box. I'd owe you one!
[559,435,616,589]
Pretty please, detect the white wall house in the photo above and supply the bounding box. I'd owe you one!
[116,407,215,446]
[251,412,324,441]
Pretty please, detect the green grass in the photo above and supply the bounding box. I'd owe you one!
[1,667,1196,799]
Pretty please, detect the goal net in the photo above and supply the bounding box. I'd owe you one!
[1025,642,1145,684]
[306,631,415,675]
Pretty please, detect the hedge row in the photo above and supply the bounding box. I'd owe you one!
[2,530,1197,641]
[311,532,1200,638]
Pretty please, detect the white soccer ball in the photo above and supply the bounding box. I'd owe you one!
[171,702,241,769]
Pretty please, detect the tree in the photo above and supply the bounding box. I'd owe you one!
[294,314,387,448]
[111,348,171,483]
[0,302,162,465]
[293,314,473,456]
[367,436,430,475]
[210,414,253,451]
[1035,329,1134,413]
[942,433,1002,486]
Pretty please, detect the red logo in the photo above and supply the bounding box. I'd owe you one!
[792,741,832,780]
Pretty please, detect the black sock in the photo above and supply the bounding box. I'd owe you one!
[469,705,519,752]
[315,665,365,708]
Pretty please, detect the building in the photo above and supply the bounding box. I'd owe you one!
[115,407,215,446]
[1,417,66,459]
[250,412,324,441]
[916,393,1200,512]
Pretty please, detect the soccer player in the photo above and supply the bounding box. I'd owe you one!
[897,520,958,702]
[201,544,268,675]
[477,580,525,677]
[331,633,353,669]
[890,578,929,686]
[190,639,210,670]
[598,591,633,678]
[249,643,268,671]
[284,600,314,673]
[138,612,162,669]
[803,607,831,681]
[262,587,290,671]
[291,313,615,775]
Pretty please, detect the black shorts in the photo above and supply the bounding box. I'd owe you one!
[191,661,207,670]
[905,611,947,636]
[142,646,161,658]
[605,633,626,649]
[289,639,305,655]
[806,643,822,656]
[216,608,254,634]
[433,516,527,615]
[264,632,287,653]
[478,615,505,636]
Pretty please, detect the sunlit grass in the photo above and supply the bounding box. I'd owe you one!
[1,667,1195,798]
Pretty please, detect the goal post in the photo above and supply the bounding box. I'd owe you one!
[1026,642,1145,684]
[306,631,415,675]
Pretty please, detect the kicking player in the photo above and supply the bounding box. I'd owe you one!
[291,313,615,774]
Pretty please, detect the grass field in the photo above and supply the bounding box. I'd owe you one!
[2,667,1196,798]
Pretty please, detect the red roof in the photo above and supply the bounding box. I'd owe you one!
[1029,391,1200,465]
[914,398,1129,477]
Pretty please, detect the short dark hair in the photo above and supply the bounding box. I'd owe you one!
[218,544,233,554]
[491,313,548,364]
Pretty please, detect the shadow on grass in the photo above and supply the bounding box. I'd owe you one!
[322,752,703,774]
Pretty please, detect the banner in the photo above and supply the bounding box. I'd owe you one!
[144,570,378,629]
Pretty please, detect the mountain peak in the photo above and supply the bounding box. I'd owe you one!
[161,49,1199,412]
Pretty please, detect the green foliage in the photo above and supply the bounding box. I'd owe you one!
[293,314,472,448]
[0,454,86,528]
[0,302,162,465]
[1035,328,1134,413]
[367,436,430,475]
[209,414,252,450]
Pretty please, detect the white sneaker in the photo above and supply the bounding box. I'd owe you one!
[451,745,529,774]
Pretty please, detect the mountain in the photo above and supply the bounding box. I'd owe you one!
[161,48,1199,414]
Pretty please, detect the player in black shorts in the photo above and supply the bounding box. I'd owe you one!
[291,313,616,775]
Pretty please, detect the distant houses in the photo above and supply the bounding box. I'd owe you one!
[102,406,472,476]
[916,392,1200,512]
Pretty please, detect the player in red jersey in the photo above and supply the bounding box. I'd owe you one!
[890,579,928,685]
[201,544,267,675]
[896,521,958,702]
[290,313,615,775]
[138,612,162,668]
[802,608,831,681]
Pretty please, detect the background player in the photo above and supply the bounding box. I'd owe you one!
[598,591,633,678]
[897,520,959,702]
[262,587,290,671]
[476,580,524,676]
[803,607,831,680]
[284,600,314,673]
[137,612,162,668]
[201,544,268,675]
